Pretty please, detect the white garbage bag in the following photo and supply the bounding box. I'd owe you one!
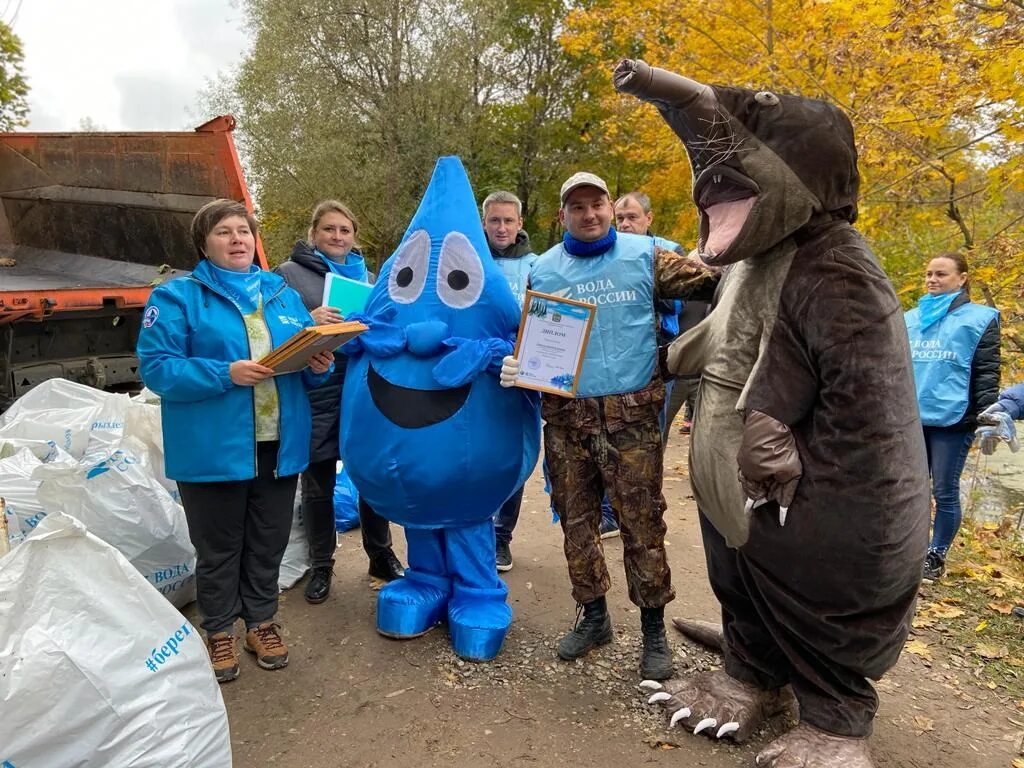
[0,448,49,550]
[0,513,232,767]
[0,378,129,459]
[34,437,197,608]
[125,391,180,503]
[278,487,310,590]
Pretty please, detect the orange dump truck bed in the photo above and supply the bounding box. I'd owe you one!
[0,115,266,408]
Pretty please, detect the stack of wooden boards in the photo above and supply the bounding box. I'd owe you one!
[258,322,368,374]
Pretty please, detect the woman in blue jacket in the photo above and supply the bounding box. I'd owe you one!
[137,199,333,683]
[905,252,1000,580]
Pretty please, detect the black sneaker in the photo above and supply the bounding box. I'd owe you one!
[922,551,945,581]
[599,518,620,539]
[368,550,405,582]
[496,540,513,572]
[304,565,333,604]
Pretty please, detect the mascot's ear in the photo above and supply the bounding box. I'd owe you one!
[754,91,780,107]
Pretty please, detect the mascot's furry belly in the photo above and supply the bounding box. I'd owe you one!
[670,251,794,548]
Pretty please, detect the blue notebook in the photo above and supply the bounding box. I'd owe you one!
[322,273,373,318]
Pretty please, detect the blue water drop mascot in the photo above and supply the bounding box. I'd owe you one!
[339,157,541,661]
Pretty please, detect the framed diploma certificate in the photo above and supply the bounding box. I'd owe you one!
[512,290,596,397]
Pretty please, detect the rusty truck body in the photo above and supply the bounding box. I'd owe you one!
[0,116,267,409]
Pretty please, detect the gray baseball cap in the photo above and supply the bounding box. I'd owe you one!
[559,171,610,205]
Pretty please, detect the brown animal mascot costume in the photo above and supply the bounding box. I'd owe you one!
[614,60,930,767]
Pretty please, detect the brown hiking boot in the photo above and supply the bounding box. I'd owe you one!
[244,622,289,670]
[206,632,239,683]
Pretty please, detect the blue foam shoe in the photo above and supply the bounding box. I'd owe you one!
[447,588,512,662]
[376,576,450,639]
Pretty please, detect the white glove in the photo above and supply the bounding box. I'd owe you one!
[976,410,1020,455]
[499,355,520,388]
[977,402,1007,426]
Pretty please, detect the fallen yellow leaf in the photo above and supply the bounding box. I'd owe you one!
[975,643,1009,660]
[928,603,965,619]
[904,639,932,659]
[975,619,989,632]
[1011,758,1024,768]
[912,615,936,629]
[913,715,935,732]
[987,602,1013,615]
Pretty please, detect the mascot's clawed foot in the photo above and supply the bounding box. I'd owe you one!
[755,723,875,767]
[641,669,796,742]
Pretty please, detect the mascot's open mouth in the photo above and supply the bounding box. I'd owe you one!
[695,168,758,262]
[368,362,471,429]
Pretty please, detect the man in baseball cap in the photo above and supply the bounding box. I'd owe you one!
[499,170,716,680]
[559,171,610,205]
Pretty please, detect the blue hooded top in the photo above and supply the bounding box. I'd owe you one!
[339,157,540,527]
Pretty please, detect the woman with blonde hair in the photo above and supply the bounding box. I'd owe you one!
[276,200,405,605]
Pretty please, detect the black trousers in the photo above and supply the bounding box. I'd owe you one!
[699,511,881,737]
[302,457,394,567]
[178,441,296,635]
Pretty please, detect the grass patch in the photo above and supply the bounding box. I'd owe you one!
[908,516,1024,706]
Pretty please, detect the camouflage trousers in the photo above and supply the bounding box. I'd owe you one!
[544,417,675,609]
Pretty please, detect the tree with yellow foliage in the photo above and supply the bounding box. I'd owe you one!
[563,0,1024,369]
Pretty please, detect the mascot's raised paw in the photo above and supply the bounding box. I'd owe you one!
[640,670,796,743]
[755,723,874,768]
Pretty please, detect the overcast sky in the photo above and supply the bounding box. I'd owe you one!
[10,0,249,131]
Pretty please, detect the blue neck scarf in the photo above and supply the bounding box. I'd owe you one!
[562,228,617,257]
[209,262,262,313]
[316,249,369,282]
[917,289,962,330]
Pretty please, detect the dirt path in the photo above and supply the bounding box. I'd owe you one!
[208,436,1023,768]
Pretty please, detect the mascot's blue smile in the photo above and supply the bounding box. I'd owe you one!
[339,156,540,529]
[367,362,471,428]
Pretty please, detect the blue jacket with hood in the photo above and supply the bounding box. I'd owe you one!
[137,259,330,482]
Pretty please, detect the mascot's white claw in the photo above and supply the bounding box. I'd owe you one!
[694,717,717,735]
[670,707,691,727]
[745,497,770,515]
[779,506,788,526]
[647,692,672,704]
[716,722,740,739]
[638,680,663,691]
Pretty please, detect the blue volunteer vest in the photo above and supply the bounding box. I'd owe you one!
[495,252,538,307]
[906,301,999,427]
[531,232,657,397]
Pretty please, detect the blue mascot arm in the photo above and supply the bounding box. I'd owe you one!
[341,306,407,358]
[432,336,514,388]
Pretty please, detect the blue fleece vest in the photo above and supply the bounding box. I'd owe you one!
[494,252,538,307]
[531,232,657,397]
[906,301,999,427]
